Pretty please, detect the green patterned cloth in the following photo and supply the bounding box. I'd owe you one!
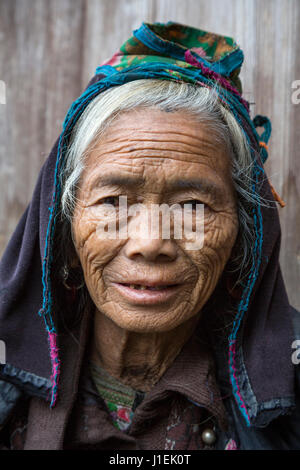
[89,361,145,431]
[99,21,243,94]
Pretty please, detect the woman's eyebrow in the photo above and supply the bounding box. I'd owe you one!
[93,175,145,188]
[168,178,224,201]
[93,175,224,201]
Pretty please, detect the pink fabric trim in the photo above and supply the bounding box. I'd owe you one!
[225,438,238,450]
[184,50,249,112]
[229,340,250,423]
[48,331,60,407]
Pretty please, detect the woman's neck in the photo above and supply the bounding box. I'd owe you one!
[90,310,200,392]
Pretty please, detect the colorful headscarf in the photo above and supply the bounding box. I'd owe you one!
[65,22,270,159]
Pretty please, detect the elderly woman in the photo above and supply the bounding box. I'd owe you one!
[0,22,299,451]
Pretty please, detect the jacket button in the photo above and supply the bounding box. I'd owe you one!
[201,428,216,445]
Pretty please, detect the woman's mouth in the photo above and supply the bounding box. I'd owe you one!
[111,282,181,305]
[123,283,176,290]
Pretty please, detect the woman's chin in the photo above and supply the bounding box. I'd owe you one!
[97,302,200,333]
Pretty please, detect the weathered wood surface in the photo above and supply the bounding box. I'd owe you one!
[0,0,299,308]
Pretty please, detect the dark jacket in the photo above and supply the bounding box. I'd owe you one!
[0,305,300,450]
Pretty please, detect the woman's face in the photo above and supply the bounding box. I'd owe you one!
[72,108,239,333]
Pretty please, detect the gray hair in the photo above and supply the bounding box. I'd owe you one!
[59,79,267,287]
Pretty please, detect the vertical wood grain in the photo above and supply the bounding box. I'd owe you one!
[253,0,300,309]
[81,0,155,86]
[0,0,85,252]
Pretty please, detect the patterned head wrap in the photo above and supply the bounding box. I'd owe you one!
[65,21,271,160]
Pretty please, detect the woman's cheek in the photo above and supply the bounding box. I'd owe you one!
[203,211,238,264]
[184,211,238,276]
[72,210,123,271]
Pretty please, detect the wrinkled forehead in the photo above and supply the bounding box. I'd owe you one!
[79,108,233,193]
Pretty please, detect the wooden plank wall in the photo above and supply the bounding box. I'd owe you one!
[0,0,299,309]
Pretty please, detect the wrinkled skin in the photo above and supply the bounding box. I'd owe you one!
[72,108,239,391]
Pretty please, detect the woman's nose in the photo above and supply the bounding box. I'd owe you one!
[124,237,177,262]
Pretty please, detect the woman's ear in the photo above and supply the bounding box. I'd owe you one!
[64,220,81,269]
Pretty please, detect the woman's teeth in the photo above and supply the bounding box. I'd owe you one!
[126,284,170,291]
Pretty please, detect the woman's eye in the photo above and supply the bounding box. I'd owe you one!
[181,199,204,210]
[98,196,119,207]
